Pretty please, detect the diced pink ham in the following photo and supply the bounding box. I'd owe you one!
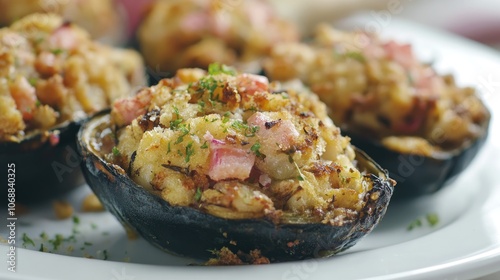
[10,77,37,121]
[244,0,273,29]
[205,132,255,181]
[383,41,415,70]
[247,112,299,150]
[392,99,429,133]
[112,89,152,126]
[235,74,269,96]
[414,68,441,99]
[49,133,60,146]
[181,11,209,32]
[49,25,80,51]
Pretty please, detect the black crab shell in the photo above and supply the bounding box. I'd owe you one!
[77,112,394,262]
[1,120,85,203]
[345,108,490,199]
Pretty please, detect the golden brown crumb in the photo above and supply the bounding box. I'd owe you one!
[53,200,73,220]
[248,249,270,265]
[205,247,270,265]
[205,247,243,266]
[124,225,138,240]
[81,193,104,212]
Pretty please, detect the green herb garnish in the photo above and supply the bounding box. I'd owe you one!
[200,76,219,94]
[194,187,202,201]
[345,51,366,63]
[40,232,48,240]
[51,49,64,55]
[22,233,35,247]
[49,234,64,250]
[407,218,423,231]
[200,141,208,149]
[208,63,236,76]
[198,100,206,112]
[174,124,191,144]
[407,213,439,231]
[426,213,439,227]
[29,78,38,87]
[112,146,120,156]
[222,112,231,123]
[185,142,194,162]
[173,105,180,117]
[170,118,183,129]
[250,142,264,158]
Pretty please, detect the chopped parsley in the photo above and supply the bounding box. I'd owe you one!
[167,141,171,154]
[112,146,120,156]
[407,213,439,231]
[72,216,80,225]
[22,233,35,247]
[200,76,219,94]
[173,105,180,117]
[51,49,64,55]
[345,51,366,63]
[39,243,45,252]
[426,213,439,227]
[170,118,183,129]
[208,63,236,76]
[230,120,259,137]
[40,232,48,240]
[49,234,64,250]
[294,161,305,181]
[198,100,206,112]
[174,124,191,144]
[185,142,194,162]
[84,241,93,246]
[222,112,231,123]
[29,78,38,87]
[250,142,264,158]
[200,141,208,149]
[407,218,422,231]
[194,187,203,201]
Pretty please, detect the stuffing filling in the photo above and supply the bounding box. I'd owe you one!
[264,24,489,155]
[109,66,377,224]
[0,13,144,142]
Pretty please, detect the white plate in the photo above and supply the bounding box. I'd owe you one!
[2,16,500,280]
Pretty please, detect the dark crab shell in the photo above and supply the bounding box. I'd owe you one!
[77,112,394,262]
[1,120,85,204]
[345,110,490,199]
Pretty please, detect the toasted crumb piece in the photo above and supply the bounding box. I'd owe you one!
[124,224,138,240]
[205,247,270,265]
[81,193,104,212]
[53,200,73,219]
